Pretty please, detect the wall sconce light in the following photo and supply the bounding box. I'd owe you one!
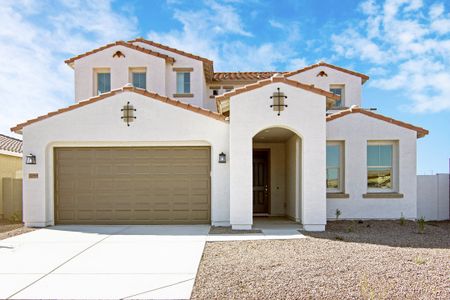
[218,152,226,163]
[25,153,36,165]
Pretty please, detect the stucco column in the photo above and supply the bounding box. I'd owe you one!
[22,134,50,227]
[301,135,327,231]
[229,133,253,230]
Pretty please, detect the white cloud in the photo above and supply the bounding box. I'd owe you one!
[0,0,137,137]
[332,0,450,113]
[149,1,306,71]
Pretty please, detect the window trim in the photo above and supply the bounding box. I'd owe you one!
[93,68,111,96]
[129,67,147,90]
[329,84,345,108]
[326,141,345,193]
[176,71,191,94]
[366,140,398,193]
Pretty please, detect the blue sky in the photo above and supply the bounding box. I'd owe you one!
[0,0,449,173]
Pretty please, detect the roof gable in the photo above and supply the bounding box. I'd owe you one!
[285,62,369,84]
[11,86,226,134]
[326,107,428,138]
[64,41,175,66]
[215,75,340,114]
[129,38,214,81]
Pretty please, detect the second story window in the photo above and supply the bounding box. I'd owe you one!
[176,72,191,94]
[95,68,111,95]
[130,68,146,90]
[330,84,345,108]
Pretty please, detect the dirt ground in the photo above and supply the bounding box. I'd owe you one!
[0,220,35,240]
[192,220,450,299]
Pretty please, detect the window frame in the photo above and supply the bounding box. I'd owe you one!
[129,67,147,90]
[326,141,345,193]
[176,72,191,94]
[366,141,398,193]
[329,84,345,108]
[93,68,111,96]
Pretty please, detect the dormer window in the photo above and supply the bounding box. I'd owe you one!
[176,72,190,94]
[94,68,111,95]
[330,84,345,108]
[130,67,146,90]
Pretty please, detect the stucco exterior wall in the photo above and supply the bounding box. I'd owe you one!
[326,113,418,219]
[253,142,286,216]
[229,82,327,231]
[288,66,362,107]
[21,91,230,227]
[133,42,206,107]
[73,45,167,101]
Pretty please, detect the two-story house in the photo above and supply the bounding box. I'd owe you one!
[12,38,428,231]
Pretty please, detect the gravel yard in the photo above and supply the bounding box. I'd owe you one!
[0,220,35,240]
[192,220,450,299]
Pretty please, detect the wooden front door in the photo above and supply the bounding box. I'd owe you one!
[253,149,270,214]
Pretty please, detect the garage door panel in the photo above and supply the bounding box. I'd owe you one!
[55,147,210,224]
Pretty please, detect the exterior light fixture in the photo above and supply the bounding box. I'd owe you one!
[25,154,36,165]
[218,152,226,163]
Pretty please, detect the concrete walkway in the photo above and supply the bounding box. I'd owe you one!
[0,225,209,300]
[0,220,305,299]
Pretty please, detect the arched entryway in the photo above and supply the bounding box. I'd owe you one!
[252,126,302,223]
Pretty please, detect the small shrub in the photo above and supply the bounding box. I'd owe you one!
[335,236,344,241]
[417,217,426,234]
[335,209,342,220]
[413,256,426,265]
[399,213,405,225]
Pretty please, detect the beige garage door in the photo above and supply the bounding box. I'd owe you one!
[54,147,210,224]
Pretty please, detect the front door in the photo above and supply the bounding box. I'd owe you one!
[253,149,270,214]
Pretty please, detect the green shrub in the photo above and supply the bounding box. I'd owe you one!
[399,213,405,226]
[417,217,426,234]
[335,209,342,220]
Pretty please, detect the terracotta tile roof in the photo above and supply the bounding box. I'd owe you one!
[212,72,283,82]
[64,41,175,65]
[284,62,369,84]
[0,134,22,153]
[215,75,340,114]
[326,106,429,138]
[129,38,214,81]
[11,86,227,134]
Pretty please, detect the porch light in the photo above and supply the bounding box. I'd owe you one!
[25,154,36,165]
[218,152,226,163]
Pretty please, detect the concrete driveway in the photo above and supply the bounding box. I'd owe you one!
[0,225,209,299]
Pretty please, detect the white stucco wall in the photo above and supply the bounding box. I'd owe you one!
[73,45,167,101]
[287,66,362,107]
[326,113,418,219]
[229,81,327,231]
[253,142,286,216]
[133,42,206,107]
[21,91,230,227]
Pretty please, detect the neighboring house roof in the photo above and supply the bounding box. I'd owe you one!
[64,41,175,66]
[326,106,429,138]
[215,75,340,114]
[284,62,370,84]
[11,86,227,134]
[129,38,214,82]
[0,134,22,154]
[212,72,283,82]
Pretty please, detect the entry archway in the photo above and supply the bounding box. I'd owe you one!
[252,126,302,223]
